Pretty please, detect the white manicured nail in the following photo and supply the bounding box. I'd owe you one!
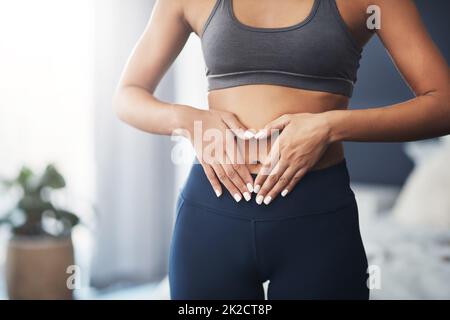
[254,130,267,139]
[246,183,254,193]
[215,189,222,197]
[243,192,251,201]
[243,130,255,139]
[234,193,242,203]
[256,195,264,205]
[263,196,272,205]
[253,185,261,193]
[281,189,289,197]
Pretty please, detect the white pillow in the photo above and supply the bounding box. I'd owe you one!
[392,142,450,229]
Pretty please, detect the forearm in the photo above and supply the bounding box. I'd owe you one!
[326,91,450,143]
[113,85,201,136]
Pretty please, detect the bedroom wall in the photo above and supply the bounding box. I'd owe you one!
[345,0,449,185]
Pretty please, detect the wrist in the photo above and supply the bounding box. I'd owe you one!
[171,104,206,138]
[323,110,347,143]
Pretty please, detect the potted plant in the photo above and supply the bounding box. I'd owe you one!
[0,164,80,299]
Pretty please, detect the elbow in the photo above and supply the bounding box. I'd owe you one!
[440,91,450,134]
[112,87,129,122]
[446,95,450,134]
[423,89,450,136]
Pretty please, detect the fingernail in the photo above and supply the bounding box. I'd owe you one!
[254,130,267,139]
[246,183,254,193]
[243,130,255,139]
[253,185,261,193]
[263,196,272,205]
[237,129,246,138]
[243,192,251,201]
[281,189,289,197]
[256,195,264,205]
[215,189,222,197]
[234,193,242,203]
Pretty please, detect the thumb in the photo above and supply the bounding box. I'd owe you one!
[221,113,253,140]
[255,114,292,139]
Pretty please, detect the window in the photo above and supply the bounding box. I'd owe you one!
[0,1,95,282]
[0,0,95,205]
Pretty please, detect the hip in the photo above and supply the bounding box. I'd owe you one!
[178,159,357,221]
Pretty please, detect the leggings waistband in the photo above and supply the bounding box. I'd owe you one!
[180,159,356,220]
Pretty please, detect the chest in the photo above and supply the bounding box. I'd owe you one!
[189,0,369,47]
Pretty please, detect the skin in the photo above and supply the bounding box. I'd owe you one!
[113,0,450,205]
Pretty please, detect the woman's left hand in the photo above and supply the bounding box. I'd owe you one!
[253,113,332,205]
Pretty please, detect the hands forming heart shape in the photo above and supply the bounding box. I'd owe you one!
[187,109,332,205]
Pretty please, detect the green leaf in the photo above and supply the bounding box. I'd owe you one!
[17,166,34,188]
[54,209,80,227]
[39,164,65,189]
[5,164,81,236]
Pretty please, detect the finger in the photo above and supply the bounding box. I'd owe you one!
[255,114,292,139]
[255,160,289,205]
[234,147,254,193]
[231,163,253,199]
[211,163,243,202]
[221,113,254,140]
[282,167,308,197]
[253,142,281,193]
[222,160,251,202]
[201,163,222,197]
[223,135,253,196]
[264,167,297,203]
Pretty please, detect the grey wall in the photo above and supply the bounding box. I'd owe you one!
[345,0,449,185]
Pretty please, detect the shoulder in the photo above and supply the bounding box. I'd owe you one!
[334,0,371,15]
[354,0,419,16]
[177,0,219,35]
[179,0,215,14]
[151,0,195,31]
[335,0,409,18]
[153,0,185,15]
[335,0,418,33]
[153,0,200,17]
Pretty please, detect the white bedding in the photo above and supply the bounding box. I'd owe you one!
[353,180,450,300]
[360,213,450,300]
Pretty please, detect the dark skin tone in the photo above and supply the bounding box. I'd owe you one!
[113,0,450,204]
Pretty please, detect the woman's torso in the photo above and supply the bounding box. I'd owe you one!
[208,85,348,173]
[184,0,373,174]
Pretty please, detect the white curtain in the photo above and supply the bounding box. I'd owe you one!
[91,0,176,287]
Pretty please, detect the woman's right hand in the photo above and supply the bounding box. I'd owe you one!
[185,109,255,202]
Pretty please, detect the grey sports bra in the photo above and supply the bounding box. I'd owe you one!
[201,0,362,97]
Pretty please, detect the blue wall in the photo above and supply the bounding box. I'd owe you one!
[345,0,449,185]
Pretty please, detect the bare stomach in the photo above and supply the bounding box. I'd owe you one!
[208,85,348,174]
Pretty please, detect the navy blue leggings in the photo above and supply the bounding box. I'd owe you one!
[169,160,369,300]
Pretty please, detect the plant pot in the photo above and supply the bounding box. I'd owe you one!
[5,235,75,300]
